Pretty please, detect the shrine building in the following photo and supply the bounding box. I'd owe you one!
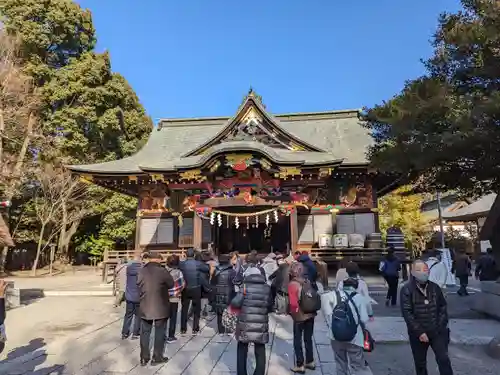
[68,90,403,263]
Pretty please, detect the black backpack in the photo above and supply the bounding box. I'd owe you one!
[330,291,359,342]
[299,280,321,314]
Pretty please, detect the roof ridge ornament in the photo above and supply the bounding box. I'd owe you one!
[244,86,264,107]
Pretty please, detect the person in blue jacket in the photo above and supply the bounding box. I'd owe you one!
[297,251,318,290]
[121,255,142,339]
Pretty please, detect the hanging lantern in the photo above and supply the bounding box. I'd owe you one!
[210,212,215,225]
[265,214,270,227]
[246,216,250,229]
[217,213,222,227]
[274,210,279,223]
[235,217,240,229]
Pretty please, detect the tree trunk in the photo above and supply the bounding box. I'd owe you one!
[58,201,68,257]
[0,246,8,274]
[0,106,4,166]
[32,223,46,276]
[49,244,55,276]
[0,107,6,275]
[0,112,36,273]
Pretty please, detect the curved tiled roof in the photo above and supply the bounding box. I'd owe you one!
[68,103,372,175]
[139,141,343,171]
[443,193,496,221]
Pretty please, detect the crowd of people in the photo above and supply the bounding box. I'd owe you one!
[112,245,499,375]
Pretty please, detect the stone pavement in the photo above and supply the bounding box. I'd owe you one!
[2,303,500,375]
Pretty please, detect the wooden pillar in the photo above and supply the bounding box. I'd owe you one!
[134,214,142,256]
[290,210,298,253]
[193,214,202,249]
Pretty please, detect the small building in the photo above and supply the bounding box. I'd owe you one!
[68,91,404,263]
[421,193,470,235]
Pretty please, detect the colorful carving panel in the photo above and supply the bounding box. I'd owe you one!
[335,181,374,208]
[139,184,172,211]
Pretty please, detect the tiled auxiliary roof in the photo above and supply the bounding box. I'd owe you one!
[68,102,372,175]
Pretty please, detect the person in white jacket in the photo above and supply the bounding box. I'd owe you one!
[337,262,376,318]
[426,250,448,289]
[321,278,373,375]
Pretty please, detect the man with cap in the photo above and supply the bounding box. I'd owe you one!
[137,252,174,366]
[400,260,453,375]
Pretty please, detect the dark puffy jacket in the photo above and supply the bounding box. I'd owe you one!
[125,261,142,302]
[475,254,498,281]
[236,273,272,344]
[179,258,209,289]
[212,264,235,312]
[298,254,317,283]
[269,263,290,294]
[400,279,448,338]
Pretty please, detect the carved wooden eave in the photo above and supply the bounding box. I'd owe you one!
[184,94,324,157]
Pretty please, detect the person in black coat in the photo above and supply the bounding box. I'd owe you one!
[137,252,174,366]
[453,249,471,296]
[179,248,210,335]
[212,254,236,334]
[0,280,7,355]
[400,260,453,375]
[236,260,272,375]
[268,255,292,314]
[475,248,498,281]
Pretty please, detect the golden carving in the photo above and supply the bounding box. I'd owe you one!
[259,159,272,170]
[319,168,332,177]
[208,161,221,173]
[290,143,305,151]
[225,154,253,164]
[241,107,262,125]
[278,167,301,179]
[80,174,93,182]
[179,169,204,181]
[151,174,164,182]
[128,175,138,182]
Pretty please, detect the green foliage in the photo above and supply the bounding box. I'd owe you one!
[0,0,151,259]
[364,0,500,196]
[378,186,433,255]
[75,235,113,258]
[0,0,95,83]
[40,51,152,163]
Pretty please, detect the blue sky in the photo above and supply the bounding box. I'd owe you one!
[77,0,461,123]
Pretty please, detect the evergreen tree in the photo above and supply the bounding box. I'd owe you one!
[364,0,500,196]
[0,0,152,266]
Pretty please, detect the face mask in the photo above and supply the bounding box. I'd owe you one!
[412,271,429,284]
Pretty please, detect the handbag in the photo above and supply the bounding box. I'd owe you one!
[360,321,375,352]
[222,307,238,332]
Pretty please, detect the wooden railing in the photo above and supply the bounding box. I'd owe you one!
[308,247,411,263]
[101,249,186,283]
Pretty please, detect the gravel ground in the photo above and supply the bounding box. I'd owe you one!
[366,344,500,375]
